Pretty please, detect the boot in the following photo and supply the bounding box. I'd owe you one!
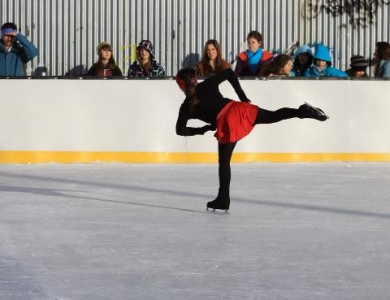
[206,189,230,212]
[298,102,329,121]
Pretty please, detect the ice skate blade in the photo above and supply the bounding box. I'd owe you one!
[206,207,230,214]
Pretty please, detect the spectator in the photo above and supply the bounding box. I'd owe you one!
[304,44,347,78]
[87,42,123,77]
[0,22,38,76]
[127,40,165,77]
[345,55,369,78]
[195,39,231,77]
[234,30,273,76]
[259,54,293,77]
[374,41,390,78]
[292,45,313,77]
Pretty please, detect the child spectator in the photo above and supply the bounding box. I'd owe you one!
[374,42,390,78]
[0,22,38,76]
[234,31,273,76]
[127,40,165,77]
[291,45,313,77]
[195,39,231,77]
[87,42,123,77]
[304,44,347,78]
[345,55,368,78]
[259,54,293,77]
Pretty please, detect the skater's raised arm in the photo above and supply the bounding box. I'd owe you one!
[201,69,250,102]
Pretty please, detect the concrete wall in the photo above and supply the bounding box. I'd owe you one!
[1,78,390,163]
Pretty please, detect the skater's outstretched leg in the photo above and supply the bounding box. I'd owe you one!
[207,142,236,212]
[254,102,329,124]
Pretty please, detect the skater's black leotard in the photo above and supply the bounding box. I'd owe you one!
[176,69,250,136]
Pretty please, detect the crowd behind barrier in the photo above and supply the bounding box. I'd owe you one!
[1,22,390,79]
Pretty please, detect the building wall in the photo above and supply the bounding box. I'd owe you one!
[1,0,389,76]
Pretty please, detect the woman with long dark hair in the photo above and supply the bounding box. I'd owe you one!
[175,68,329,213]
[195,39,231,77]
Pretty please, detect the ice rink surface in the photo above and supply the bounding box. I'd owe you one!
[1,162,390,300]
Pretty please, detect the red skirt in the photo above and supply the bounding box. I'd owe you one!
[215,101,259,144]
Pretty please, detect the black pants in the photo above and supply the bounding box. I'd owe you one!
[217,107,300,204]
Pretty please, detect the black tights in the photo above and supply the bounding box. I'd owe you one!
[254,107,301,124]
[217,142,237,201]
[216,107,301,204]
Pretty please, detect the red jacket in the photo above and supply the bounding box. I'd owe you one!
[234,50,273,76]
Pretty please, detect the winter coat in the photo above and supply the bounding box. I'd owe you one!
[0,33,38,76]
[304,65,348,77]
[127,60,165,77]
[87,64,123,77]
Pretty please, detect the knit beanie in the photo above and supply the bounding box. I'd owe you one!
[97,42,112,53]
[350,55,368,72]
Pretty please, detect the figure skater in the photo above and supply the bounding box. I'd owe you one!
[175,68,328,212]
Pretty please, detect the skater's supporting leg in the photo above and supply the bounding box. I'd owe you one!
[218,142,236,201]
[207,142,236,211]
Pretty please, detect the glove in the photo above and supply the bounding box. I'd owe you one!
[200,124,216,134]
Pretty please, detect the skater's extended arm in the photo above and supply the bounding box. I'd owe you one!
[201,69,250,102]
[175,104,215,136]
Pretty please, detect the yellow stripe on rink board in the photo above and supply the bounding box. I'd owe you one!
[1,151,390,163]
[231,153,390,163]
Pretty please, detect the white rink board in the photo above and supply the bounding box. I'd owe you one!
[0,78,389,153]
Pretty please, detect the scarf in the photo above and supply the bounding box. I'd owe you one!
[246,49,263,74]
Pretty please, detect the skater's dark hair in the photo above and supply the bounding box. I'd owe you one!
[175,68,199,112]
